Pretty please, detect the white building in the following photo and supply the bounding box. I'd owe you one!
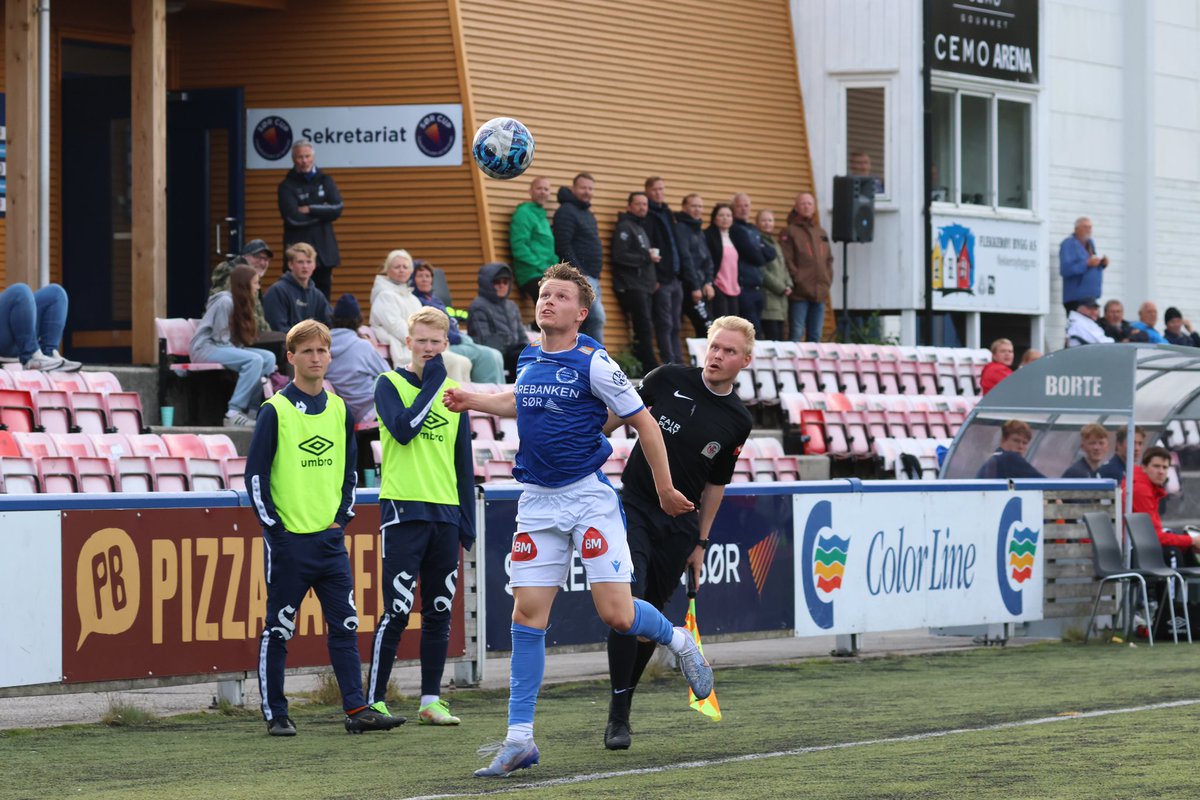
[792,0,1200,353]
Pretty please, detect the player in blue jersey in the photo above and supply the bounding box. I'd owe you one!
[444,263,714,778]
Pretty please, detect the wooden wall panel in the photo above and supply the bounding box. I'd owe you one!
[460,0,816,353]
[174,0,485,314]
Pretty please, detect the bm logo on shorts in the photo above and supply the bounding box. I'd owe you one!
[581,527,608,559]
[298,436,334,456]
[512,532,538,561]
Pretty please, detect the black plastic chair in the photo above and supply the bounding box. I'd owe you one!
[1082,512,1155,646]
[1124,513,1192,644]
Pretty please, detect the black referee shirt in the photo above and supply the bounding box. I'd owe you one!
[621,365,753,508]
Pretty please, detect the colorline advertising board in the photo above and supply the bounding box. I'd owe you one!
[794,489,1043,636]
[246,105,464,169]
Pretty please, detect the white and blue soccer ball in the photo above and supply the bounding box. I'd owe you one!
[471,117,535,180]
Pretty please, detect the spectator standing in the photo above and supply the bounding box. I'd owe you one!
[980,338,1014,395]
[0,282,81,371]
[779,192,833,343]
[704,204,740,320]
[1163,307,1200,347]
[756,209,792,342]
[190,264,277,427]
[211,239,274,333]
[1131,301,1168,344]
[553,172,606,342]
[1062,424,1111,478]
[1058,217,1107,313]
[611,192,659,374]
[263,243,333,333]
[412,261,505,384]
[468,262,528,377]
[728,192,776,336]
[975,419,1045,479]
[370,250,471,382]
[644,177,689,365]
[675,193,715,337]
[1065,298,1114,347]
[510,177,558,303]
[278,140,343,300]
[327,294,390,425]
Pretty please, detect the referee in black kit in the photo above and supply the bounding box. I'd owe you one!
[602,315,755,750]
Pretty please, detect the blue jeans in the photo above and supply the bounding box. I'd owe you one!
[0,283,68,361]
[790,300,825,342]
[580,275,607,344]
[194,344,276,414]
[738,287,764,338]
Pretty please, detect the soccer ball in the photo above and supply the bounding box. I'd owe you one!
[472,117,535,180]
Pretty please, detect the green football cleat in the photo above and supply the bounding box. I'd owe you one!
[418,698,461,726]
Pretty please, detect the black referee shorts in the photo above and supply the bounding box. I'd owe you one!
[624,496,699,611]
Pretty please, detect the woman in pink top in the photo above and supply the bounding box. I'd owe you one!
[704,203,741,319]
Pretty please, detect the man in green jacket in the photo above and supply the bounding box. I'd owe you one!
[510,176,558,303]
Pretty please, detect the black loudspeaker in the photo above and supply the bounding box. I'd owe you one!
[831,175,875,243]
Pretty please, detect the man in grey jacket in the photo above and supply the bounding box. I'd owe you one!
[553,172,606,342]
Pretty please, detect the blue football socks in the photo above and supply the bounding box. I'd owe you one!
[622,598,674,645]
[508,623,547,731]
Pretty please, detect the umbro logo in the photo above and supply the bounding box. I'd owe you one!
[298,436,333,456]
[424,410,450,430]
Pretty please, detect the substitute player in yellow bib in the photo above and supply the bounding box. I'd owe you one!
[247,320,402,736]
[366,307,475,725]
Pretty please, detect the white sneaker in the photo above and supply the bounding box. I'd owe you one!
[49,350,82,372]
[23,351,64,371]
[0,355,19,364]
[223,412,255,427]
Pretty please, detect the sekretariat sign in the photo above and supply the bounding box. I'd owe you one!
[925,0,1038,84]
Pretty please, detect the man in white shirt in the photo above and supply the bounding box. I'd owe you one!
[1065,298,1114,348]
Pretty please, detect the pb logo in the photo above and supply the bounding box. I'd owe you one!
[581,527,608,559]
[76,528,141,650]
[512,532,537,562]
[800,500,849,630]
[298,436,333,456]
[996,497,1040,615]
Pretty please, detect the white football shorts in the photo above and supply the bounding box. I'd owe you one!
[509,471,633,587]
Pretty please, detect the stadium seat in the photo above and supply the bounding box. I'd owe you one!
[200,434,240,461]
[90,432,134,462]
[495,416,519,443]
[843,410,872,457]
[152,456,190,492]
[752,437,785,458]
[483,459,515,482]
[774,456,801,481]
[0,389,37,432]
[856,359,882,395]
[750,457,776,482]
[33,390,72,434]
[128,433,170,458]
[822,412,851,456]
[38,456,79,493]
[470,414,496,441]
[0,370,13,390]
[732,457,753,482]
[67,391,109,434]
[815,354,842,393]
[916,362,940,395]
[82,371,122,393]
[14,431,57,459]
[0,431,19,457]
[187,458,226,491]
[224,457,247,492]
[793,357,822,393]
[0,457,40,493]
[885,411,910,439]
[49,432,97,458]
[10,370,54,393]
[370,439,382,467]
[77,457,116,493]
[772,357,801,395]
[753,365,779,407]
[105,392,147,435]
[825,392,852,412]
[51,373,90,393]
[877,360,901,395]
[162,433,209,461]
[906,410,931,439]
[116,456,155,492]
[799,409,828,455]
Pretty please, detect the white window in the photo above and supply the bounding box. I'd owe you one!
[844,84,888,200]
[931,87,1033,211]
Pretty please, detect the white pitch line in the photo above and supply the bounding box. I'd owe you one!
[400,698,1200,800]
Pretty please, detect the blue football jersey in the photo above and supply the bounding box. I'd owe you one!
[512,334,644,487]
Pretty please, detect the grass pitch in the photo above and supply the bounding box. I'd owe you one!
[3,642,1198,799]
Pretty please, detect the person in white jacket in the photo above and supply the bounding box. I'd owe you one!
[370,249,471,382]
[1065,297,1114,348]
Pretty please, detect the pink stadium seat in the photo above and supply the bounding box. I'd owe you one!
[49,432,97,458]
[472,442,501,480]
[793,358,822,393]
[878,360,901,394]
[117,456,155,493]
[495,417,519,443]
[750,457,776,482]
[32,390,72,434]
[11,370,54,393]
[371,439,383,467]
[885,411,910,439]
[484,459,514,481]
[0,370,13,390]
[825,392,852,412]
[14,431,57,459]
[822,411,851,456]
[865,410,888,444]
[926,411,951,440]
[67,391,109,434]
[128,434,170,458]
[0,389,38,432]
[152,456,190,492]
[896,364,920,396]
[856,359,882,395]
[105,392,146,435]
[774,456,801,481]
[800,409,827,455]
[187,458,226,492]
[772,357,801,395]
[51,373,90,393]
[906,410,931,439]
[90,433,133,463]
[201,434,240,461]
[843,411,872,457]
[39,456,79,493]
[162,433,209,460]
[0,457,40,493]
[732,458,753,482]
[224,457,247,492]
[470,414,496,441]
[753,437,785,458]
[82,371,123,394]
[0,431,19,457]
[77,457,116,493]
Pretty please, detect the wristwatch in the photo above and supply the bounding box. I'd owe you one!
[697,539,713,550]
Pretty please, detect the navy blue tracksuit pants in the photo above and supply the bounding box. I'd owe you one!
[366,520,460,702]
[258,526,365,720]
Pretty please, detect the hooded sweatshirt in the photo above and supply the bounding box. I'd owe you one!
[327,326,390,423]
[552,186,603,278]
[467,263,526,351]
[262,271,332,332]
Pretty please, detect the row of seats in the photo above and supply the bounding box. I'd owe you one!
[0,431,243,494]
[0,368,146,436]
[781,391,976,459]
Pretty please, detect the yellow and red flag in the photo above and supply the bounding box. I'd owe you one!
[684,571,721,721]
